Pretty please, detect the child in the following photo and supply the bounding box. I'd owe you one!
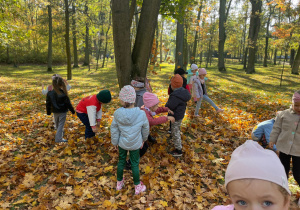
[110,85,149,195]
[186,64,199,86]
[269,90,300,205]
[251,112,281,152]
[168,68,190,95]
[212,140,290,210]
[166,74,191,157]
[131,78,147,108]
[76,90,111,139]
[46,76,75,143]
[125,92,175,169]
[42,74,71,95]
[194,68,224,116]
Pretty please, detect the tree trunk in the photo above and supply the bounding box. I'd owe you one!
[6,44,10,64]
[83,4,89,66]
[102,10,112,68]
[47,5,53,72]
[246,0,262,74]
[183,23,188,70]
[112,0,132,88]
[290,49,295,67]
[263,5,272,67]
[191,3,202,64]
[175,20,184,69]
[218,0,226,72]
[274,49,277,65]
[243,47,248,70]
[72,1,79,68]
[64,0,72,80]
[131,0,161,78]
[160,18,164,63]
[291,45,300,75]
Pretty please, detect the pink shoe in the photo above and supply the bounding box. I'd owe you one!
[216,109,224,113]
[135,181,146,195]
[116,179,124,191]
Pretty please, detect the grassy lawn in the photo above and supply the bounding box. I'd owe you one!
[0,59,299,209]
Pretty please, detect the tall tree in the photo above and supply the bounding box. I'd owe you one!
[191,2,202,64]
[47,4,53,72]
[83,3,89,66]
[175,20,184,69]
[291,46,300,75]
[246,0,262,74]
[64,0,72,80]
[218,0,232,72]
[263,3,274,67]
[72,1,79,68]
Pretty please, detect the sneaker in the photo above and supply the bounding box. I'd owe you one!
[116,179,124,191]
[194,114,199,117]
[169,149,183,157]
[216,109,224,113]
[55,138,68,143]
[148,135,157,144]
[168,129,172,134]
[135,181,146,195]
[125,160,131,170]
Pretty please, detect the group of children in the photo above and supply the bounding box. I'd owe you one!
[44,71,300,206]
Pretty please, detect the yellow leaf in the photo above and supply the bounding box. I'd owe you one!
[87,193,93,199]
[103,200,111,207]
[144,166,153,174]
[160,200,168,207]
[74,170,85,178]
[104,166,113,172]
[64,147,72,156]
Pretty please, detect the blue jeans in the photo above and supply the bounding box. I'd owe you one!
[76,112,95,139]
[195,94,219,115]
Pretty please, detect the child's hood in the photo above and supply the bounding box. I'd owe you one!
[113,107,144,125]
[171,87,191,102]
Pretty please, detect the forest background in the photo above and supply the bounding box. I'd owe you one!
[1,0,300,209]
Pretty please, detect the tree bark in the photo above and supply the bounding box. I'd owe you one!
[64,0,72,80]
[112,0,132,88]
[131,0,161,78]
[72,1,79,68]
[263,5,273,67]
[47,5,53,72]
[274,49,277,65]
[290,49,295,67]
[291,45,300,75]
[160,18,164,63]
[191,3,202,64]
[183,23,188,69]
[175,20,184,69]
[218,0,226,72]
[83,4,89,66]
[102,10,112,68]
[246,0,262,74]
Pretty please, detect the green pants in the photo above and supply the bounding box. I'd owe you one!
[117,146,140,185]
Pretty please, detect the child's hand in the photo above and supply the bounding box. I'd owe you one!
[115,145,118,151]
[168,109,174,115]
[168,116,175,123]
[140,142,144,149]
[92,127,99,133]
[269,142,275,149]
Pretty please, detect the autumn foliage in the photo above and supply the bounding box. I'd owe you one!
[0,63,299,209]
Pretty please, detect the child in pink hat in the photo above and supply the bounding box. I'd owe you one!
[212,140,290,210]
[125,92,175,170]
[193,68,224,116]
[269,90,300,206]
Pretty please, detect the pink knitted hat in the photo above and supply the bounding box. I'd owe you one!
[143,92,159,108]
[292,91,300,103]
[119,85,136,103]
[198,68,207,75]
[225,140,290,195]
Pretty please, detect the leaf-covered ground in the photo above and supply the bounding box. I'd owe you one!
[0,61,300,209]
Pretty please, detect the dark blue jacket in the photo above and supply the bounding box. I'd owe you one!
[165,87,191,121]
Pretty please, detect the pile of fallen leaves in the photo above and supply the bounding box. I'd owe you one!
[0,66,299,209]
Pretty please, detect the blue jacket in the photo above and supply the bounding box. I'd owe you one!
[110,107,149,150]
[252,119,276,151]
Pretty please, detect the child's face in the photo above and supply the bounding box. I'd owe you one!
[119,99,125,106]
[227,179,289,210]
[149,103,159,112]
[192,70,197,75]
[292,101,300,114]
[199,74,206,80]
